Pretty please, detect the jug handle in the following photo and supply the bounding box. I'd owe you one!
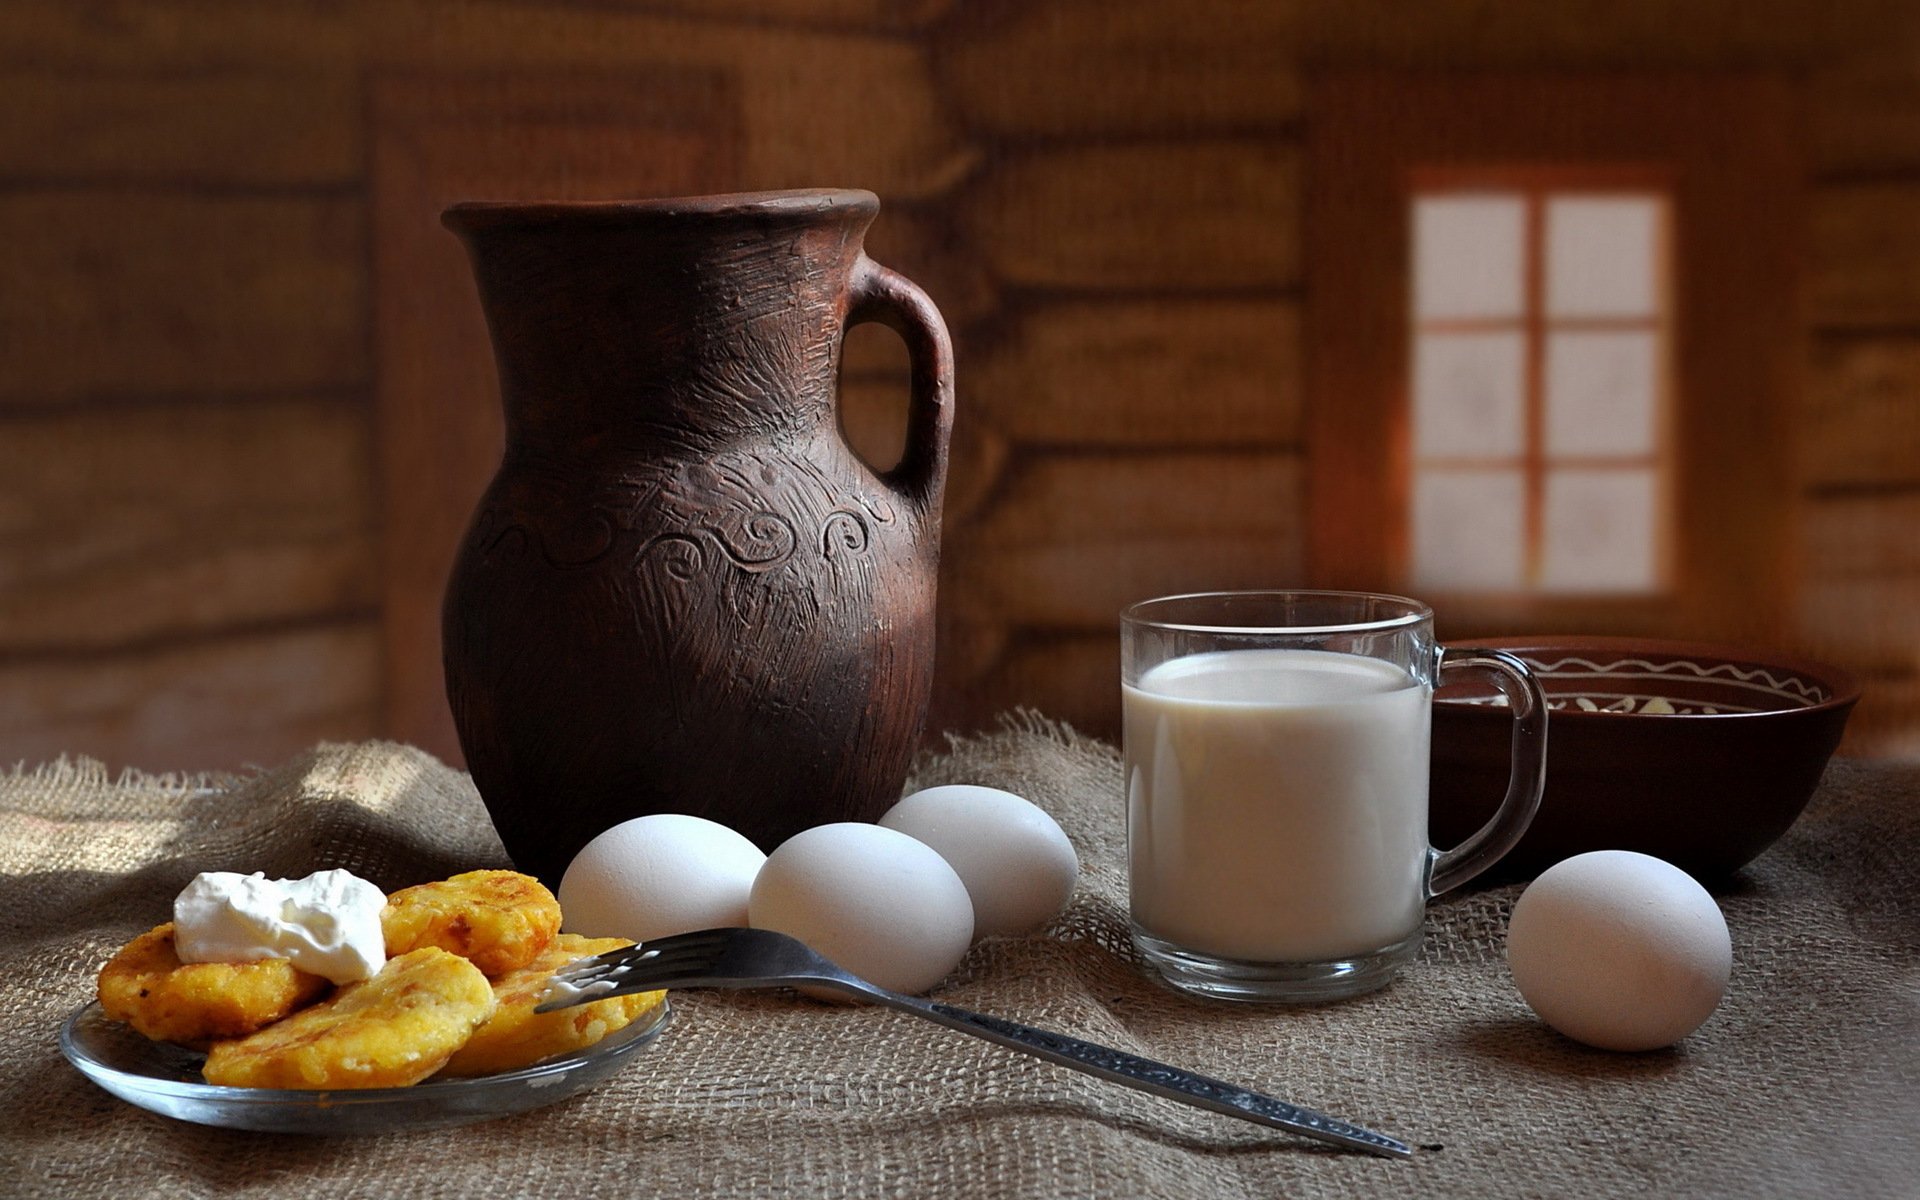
[847,255,955,519]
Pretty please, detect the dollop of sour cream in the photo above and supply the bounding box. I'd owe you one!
[173,869,388,985]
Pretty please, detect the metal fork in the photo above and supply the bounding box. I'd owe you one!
[535,926,1412,1159]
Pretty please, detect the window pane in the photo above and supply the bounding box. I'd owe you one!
[1412,468,1526,591]
[1414,194,1525,320]
[1414,331,1526,458]
[1545,330,1660,457]
[1545,196,1662,318]
[1539,468,1660,592]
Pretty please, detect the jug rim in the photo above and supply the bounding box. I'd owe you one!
[442,188,879,232]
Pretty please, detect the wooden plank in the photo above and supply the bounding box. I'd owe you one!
[727,41,978,199]
[941,0,1915,134]
[1799,496,1920,690]
[929,611,1011,700]
[837,373,909,475]
[0,622,380,774]
[840,313,914,381]
[1799,501,1920,744]
[1797,574,1920,674]
[0,70,358,186]
[0,192,364,400]
[964,451,1302,547]
[3,3,973,199]
[942,414,1012,531]
[15,0,1905,75]
[385,7,978,200]
[949,535,1302,633]
[0,399,377,652]
[1798,461,1920,759]
[949,451,1302,629]
[1839,673,1920,758]
[960,142,1300,291]
[1,1,354,69]
[1802,493,1920,578]
[1806,337,1920,488]
[1811,67,1920,176]
[1812,182,1920,328]
[0,0,955,67]
[969,299,1301,447]
[1292,1,1915,68]
[861,203,999,327]
[935,1,1304,137]
[370,72,739,765]
[622,0,956,31]
[944,631,1122,740]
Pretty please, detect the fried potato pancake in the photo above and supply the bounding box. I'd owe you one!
[438,933,665,1077]
[97,923,329,1046]
[201,947,494,1089]
[381,869,561,977]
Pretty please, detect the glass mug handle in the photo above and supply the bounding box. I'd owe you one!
[1426,647,1549,897]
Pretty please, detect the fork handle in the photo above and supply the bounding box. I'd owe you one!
[869,992,1410,1158]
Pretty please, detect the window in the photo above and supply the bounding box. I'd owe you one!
[1408,178,1672,596]
[1305,75,1802,644]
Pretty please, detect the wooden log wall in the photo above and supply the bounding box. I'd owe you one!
[0,0,971,772]
[1,0,1916,772]
[927,1,1920,753]
[1791,75,1920,756]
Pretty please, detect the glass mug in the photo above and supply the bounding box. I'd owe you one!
[1121,591,1547,1002]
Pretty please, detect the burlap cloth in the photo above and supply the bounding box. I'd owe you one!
[3,716,1915,1198]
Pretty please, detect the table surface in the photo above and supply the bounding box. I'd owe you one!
[3,724,1916,1199]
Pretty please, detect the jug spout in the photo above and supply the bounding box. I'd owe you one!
[443,189,881,452]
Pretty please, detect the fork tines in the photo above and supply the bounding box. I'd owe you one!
[533,943,656,1012]
[532,927,729,1012]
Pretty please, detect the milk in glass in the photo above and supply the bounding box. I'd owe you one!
[1124,648,1430,962]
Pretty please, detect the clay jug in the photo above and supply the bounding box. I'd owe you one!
[440,189,953,885]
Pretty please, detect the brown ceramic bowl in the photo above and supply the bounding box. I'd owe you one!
[1430,637,1859,882]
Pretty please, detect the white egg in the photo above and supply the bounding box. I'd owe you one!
[879,784,1079,941]
[1507,850,1733,1052]
[558,814,767,942]
[749,822,973,995]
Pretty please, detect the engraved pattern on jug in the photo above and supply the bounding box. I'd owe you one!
[469,447,901,581]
